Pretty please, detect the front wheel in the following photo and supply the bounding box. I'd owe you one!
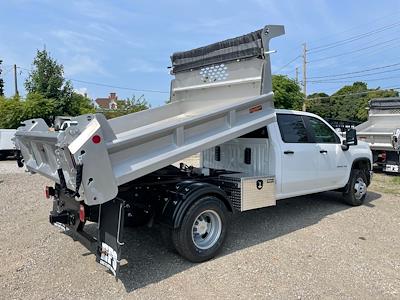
[343,169,368,206]
[172,196,228,263]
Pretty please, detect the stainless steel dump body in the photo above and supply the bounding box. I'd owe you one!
[356,98,400,150]
[15,25,284,206]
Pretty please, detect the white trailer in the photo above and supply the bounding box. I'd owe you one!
[356,98,400,173]
[14,25,372,277]
[0,129,17,159]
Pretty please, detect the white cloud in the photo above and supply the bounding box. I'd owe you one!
[128,58,165,73]
[64,55,107,76]
[72,0,137,20]
[74,87,88,96]
[51,29,103,53]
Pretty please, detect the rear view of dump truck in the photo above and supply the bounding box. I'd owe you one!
[15,24,372,277]
[15,25,285,275]
[356,98,400,173]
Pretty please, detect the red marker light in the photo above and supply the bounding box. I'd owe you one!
[45,186,55,199]
[45,186,50,199]
[79,204,85,222]
[92,135,101,144]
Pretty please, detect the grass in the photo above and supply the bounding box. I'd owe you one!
[370,173,400,196]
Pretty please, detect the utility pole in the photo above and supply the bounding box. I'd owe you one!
[302,43,307,111]
[295,67,299,84]
[0,60,4,96]
[13,64,19,96]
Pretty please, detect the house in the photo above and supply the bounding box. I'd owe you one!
[95,92,118,110]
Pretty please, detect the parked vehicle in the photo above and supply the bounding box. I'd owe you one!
[14,25,372,277]
[356,98,400,173]
[0,129,18,160]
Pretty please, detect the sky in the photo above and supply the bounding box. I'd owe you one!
[1,0,400,106]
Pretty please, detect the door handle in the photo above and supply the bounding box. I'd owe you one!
[320,150,328,154]
[284,150,294,154]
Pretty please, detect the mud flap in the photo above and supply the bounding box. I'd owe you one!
[96,198,125,276]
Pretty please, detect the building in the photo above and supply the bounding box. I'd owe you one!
[95,92,118,110]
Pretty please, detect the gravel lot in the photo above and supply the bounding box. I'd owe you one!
[0,160,399,299]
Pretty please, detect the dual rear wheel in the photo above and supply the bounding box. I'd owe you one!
[163,196,229,263]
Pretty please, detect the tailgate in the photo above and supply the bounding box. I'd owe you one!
[15,114,119,205]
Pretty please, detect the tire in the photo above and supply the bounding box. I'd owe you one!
[172,196,228,263]
[343,169,368,206]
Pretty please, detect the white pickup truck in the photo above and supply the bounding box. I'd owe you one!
[14,25,372,277]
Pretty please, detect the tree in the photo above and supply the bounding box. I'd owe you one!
[306,93,332,118]
[22,49,96,124]
[0,96,25,129]
[68,93,95,116]
[272,75,303,110]
[25,49,73,116]
[22,93,56,125]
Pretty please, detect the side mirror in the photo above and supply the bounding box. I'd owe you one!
[342,128,357,150]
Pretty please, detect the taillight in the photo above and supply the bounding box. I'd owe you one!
[381,151,387,162]
[92,134,101,144]
[79,204,85,222]
[45,186,55,199]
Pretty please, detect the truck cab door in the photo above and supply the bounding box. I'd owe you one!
[276,114,319,196]
[304,116,348,188]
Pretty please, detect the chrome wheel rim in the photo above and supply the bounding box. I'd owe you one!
[354,177,367,200]
[191,210,222,250]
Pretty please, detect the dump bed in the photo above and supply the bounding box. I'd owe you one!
[15,25,284,206]
[356,98,400,150]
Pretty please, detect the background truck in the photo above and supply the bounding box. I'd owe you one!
[14,25,372,277]
[0,129,18,160]
[356,98,400,174]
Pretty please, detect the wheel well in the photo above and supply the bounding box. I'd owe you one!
[205,192,233,213]
[351,158,371,185]
[173,189,233,229]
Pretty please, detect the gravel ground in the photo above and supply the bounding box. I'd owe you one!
[0,160,399,299]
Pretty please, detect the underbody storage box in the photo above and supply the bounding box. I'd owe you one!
[218,174,276,211]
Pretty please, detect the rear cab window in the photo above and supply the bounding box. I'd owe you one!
[276,114,310,143]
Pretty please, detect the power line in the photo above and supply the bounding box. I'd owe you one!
[273,55,301,74]
[16,66,169,94]
[308,62,400,79]
[69,79,169,94]
[308,36,400,63]
[309,75,400,84]
[308,20,400,53]
[310,68,400,81]
[306,10,400,46]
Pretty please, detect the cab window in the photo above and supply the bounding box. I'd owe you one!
[306,116,340,144]
[277,114,310,143]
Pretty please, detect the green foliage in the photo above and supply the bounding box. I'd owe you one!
[307,82,398,122]
[2,49,96,127]
[307,92,332,118]
[25,50,72,99]
[23,93,56,124]
[69,93,96,116]
[100,95,150,119]
[0,96,25,129]
[272,75,304,110]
